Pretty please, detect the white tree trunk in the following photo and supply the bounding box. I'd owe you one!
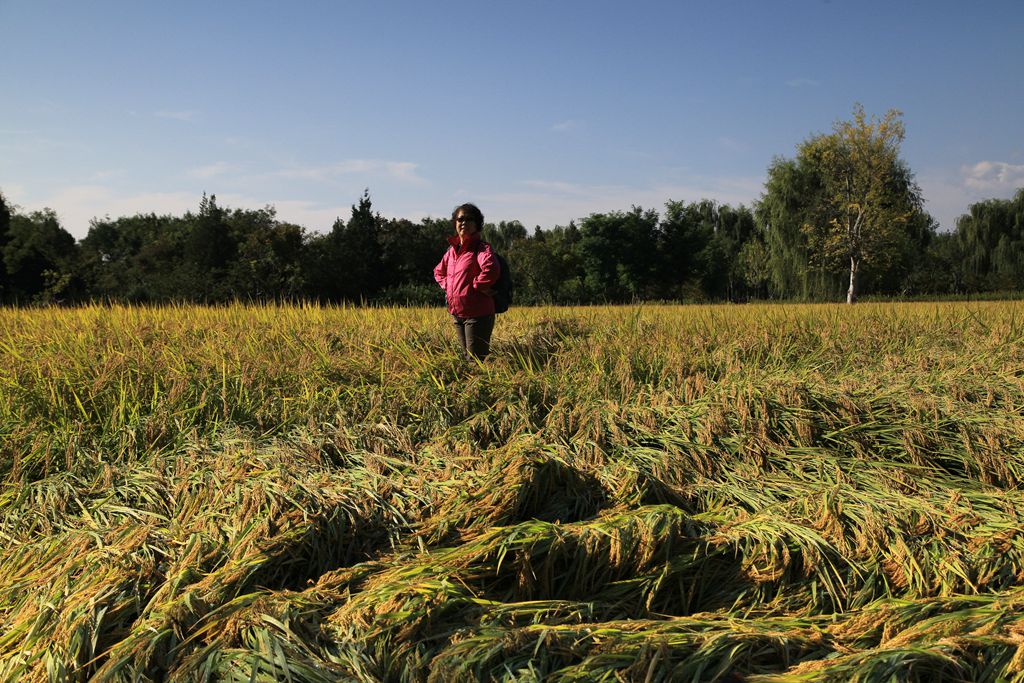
[847,255,859,304]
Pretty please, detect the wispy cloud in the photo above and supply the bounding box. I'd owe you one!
[154,110,198,122]
[786,78,820,88]
[0,184,28,207]
[87,169,122,182]
[275,159,426,185]
[520,179,594,195]
[18,184,360,238]
[260,198,354,231]
[917,163,1024,233]
[916,171,972,233]
[0,131,83,154]
[29,185,198,237]
[189,161,238,179]
[551,119,583,133]
[962,161,1024,192]
[478,174,765,229]
[14,169,770,241]
[515,176,765,206]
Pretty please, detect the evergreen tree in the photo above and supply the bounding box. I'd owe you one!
[338,189,385,301]
[183,193,237,301]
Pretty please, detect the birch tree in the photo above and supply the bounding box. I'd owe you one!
[808,104,921,303]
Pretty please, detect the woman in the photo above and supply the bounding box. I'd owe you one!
[433,203,501,360]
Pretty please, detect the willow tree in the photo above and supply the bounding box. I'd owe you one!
[757,154,839,300]
[955,189,1024,291]
[804,104,922,303]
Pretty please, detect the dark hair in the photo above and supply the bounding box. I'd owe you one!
[451,203,484,227]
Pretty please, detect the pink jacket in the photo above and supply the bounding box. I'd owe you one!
[434,233,500,318]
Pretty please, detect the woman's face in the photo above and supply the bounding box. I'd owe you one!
[455,211,479,238]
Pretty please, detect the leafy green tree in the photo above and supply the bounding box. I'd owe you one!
[758,106,930,301]
[539,222,588,302]
[955,189,1024,291]
[2,208,79,303]
[737,236,771,298]
[756,155,838,299]
[0,192,10,243]
[578,207,660,301]
[880,208,937,295]
[80,213,172,301]
[482,220,528,252]
[303,191,386,303]
[902,231,964,295]
[82,197,292,304]
[506,236,562,304]
[0,192,11,297]
[658,200,714,299]
[376,216,450,303]
[227,207,307,301]
[707,203,758,301]
[181,194,238,301]
[659,200,761,301]
[655,200,758,301]
[804,105,924,303]
[302,225,344,303]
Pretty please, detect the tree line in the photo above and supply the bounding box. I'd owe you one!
[2,108,1023,306]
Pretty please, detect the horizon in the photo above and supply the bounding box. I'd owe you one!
[2,0,1023,239]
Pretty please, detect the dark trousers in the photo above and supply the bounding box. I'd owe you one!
[452,314,495,360]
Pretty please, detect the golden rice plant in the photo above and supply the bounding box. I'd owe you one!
[2,301,1024,681]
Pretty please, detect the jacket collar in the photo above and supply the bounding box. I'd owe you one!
[449,232,482,251]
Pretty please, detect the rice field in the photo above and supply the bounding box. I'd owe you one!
[1,301,1024,682]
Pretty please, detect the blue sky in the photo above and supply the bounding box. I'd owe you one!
[2,0,1022,239]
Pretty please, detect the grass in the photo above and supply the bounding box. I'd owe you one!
[1,301,1024,681]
